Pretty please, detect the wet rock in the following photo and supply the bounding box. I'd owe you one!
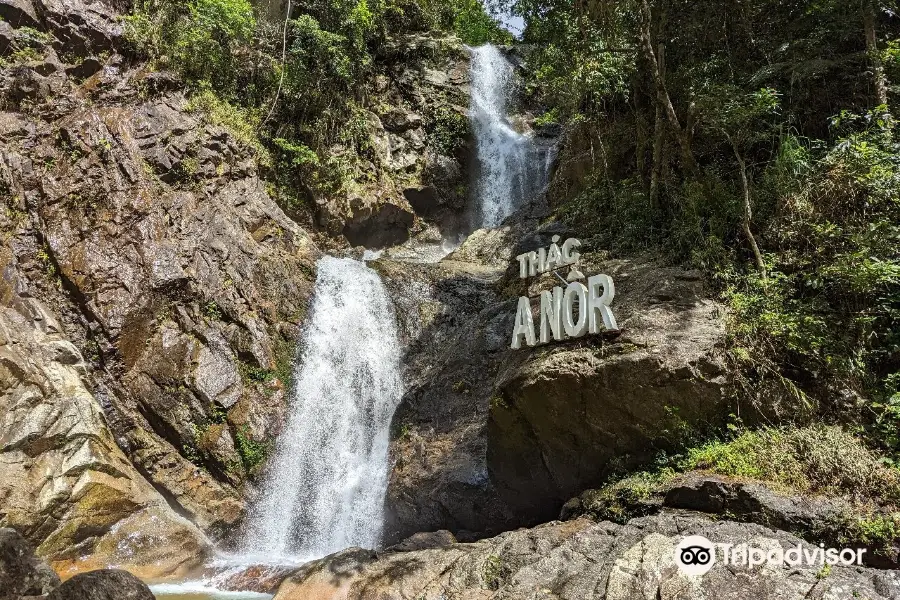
[403,186,440,218]
[216,564,298,595]
[387,529,457,552]
[274,512,900,600]
[0,528,60,600]
[378,254,521,544]
[51,507,209,582]
[46,569,154,600]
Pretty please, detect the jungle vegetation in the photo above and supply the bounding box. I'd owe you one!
[504,0,900,463]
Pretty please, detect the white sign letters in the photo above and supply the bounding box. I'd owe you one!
[510,237,618,350]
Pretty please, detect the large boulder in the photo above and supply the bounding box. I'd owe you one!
[0,528,60,600]
[46,569,154,600]
[488,252,731,522]
[273,512,900,599]
[380,225,732,540]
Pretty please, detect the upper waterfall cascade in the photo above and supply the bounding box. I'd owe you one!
[240,255,403,562]
[469,44,553,228]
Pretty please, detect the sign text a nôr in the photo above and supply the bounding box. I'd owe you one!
[510,236,618,350]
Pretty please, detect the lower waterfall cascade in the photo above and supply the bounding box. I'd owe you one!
[239,255,404,562]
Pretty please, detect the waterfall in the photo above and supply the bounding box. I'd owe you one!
[469,44,552,228]
[241,256,403,562]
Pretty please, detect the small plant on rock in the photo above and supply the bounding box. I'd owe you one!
[481,554,505,590]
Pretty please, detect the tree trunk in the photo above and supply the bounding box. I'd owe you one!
[725,131,766,282]
[650,42,666,209]
[638,0,698,174]
[862,0,889,109]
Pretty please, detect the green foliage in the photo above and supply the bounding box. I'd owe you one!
[451,0,513,46]
[127,0,255,93]
[681,425,900,503]
[481,554,505,590]
[235,427,267,472]
[273,138,319,167]
[515,2,900,444]
[185,86,269,161]
[182,443,202,466]
[559,109,899,455]
[125,0,499,220]
[578,470,675,523]
[391,419,412,440]
[238,360,274,385]
[874,375,900,459]
[202,300,223,321]
[14,26,52,48]
[273,337,297,392]
[237,337,295,394]
[534,107,559,127]
[209,402,228,424]
[489,394,509,411]
[842,513,900,555]
[426,105,470,155]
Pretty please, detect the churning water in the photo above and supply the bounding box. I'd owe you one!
[240,256,403,562]
[469,44,553,228]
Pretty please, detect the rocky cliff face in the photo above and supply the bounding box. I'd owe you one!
[317,35,472,249]
[0,0,477,575]
[0,0,316,571]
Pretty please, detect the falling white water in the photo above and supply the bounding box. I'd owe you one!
[240,256,403,562]
[469,44,556,228]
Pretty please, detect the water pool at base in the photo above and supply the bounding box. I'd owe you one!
[150,583,273,600]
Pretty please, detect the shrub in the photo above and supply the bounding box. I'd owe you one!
[127,0,255,93]
[481,554,505,590]
[682,425,900,503]
[235,427,268,472]
[451,0,513,46]
[579,470,676,523]
[426,104,470,155]
[841,513,900,555]
[185,86,269,162]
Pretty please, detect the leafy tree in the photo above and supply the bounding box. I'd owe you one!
[504,0,900,454]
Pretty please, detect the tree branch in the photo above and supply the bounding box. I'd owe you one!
[638,0,698,174]
[723,130,766,282]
